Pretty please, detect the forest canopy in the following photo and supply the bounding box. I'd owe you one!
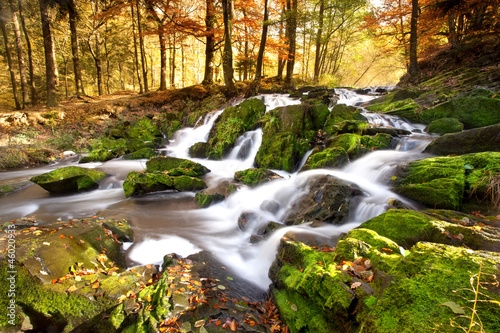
[0,0,499,109]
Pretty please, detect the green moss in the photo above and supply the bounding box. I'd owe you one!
[172,175,207,192]
[393,156,465,210]
[126,118,162,142]
[324,104,365,135]
[79,148,115,163]
[30,166,107,194]
[366,242,500,333]
[234,168,282,186]
[425,118,464,135]
[0,264,106,331]
[146,156,210,177]
[327,119,370,136]
[123,148,156,160]
[301,146,350,170]
[420,92,500,129]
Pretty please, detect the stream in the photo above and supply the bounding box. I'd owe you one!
[0,89,435,290]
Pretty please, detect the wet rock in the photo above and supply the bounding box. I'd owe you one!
[234,168,283,187]
[188,141,209,158]
[425,117,464,135]
[238,212,257,231]
[260,200,281,214]
[0,181,32,196]
[423,124,500,155]
[365,127,412,137]
[300,146,350,170]
[30,166,107,194]
[284,175,359,225]
[123,171,174,197]
[194,192,225,208]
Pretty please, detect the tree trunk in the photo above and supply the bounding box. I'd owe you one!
[313,0,324,83]
[408,0,419,79]
[136,0,148,92]
[447,10,458,48]
[0,9,21,110]
[68,0,84,96]
[277,5,286,79]
[254,0,269,81]
[9,0,29,107]
[202,0,215,84]
[18,0,37,104]
[90,33,104,96]
[130,1,143,93]
[221,0,237,97]
[284,0,297,89]
[170,33,176,88]
[158,29,167,90]
[39,0,57,107]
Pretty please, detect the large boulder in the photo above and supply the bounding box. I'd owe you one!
[323,104,366,136]
[423,124,500,155]
[30,166,107,194]
[0,218,157,332]
[122,171,207,197]
[284,175,359,225]
[193,98,266,159]
[256,103,330,172]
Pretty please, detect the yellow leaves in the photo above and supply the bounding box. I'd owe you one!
[67,285,78,293]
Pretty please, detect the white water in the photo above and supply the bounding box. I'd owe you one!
[0,90,431,290]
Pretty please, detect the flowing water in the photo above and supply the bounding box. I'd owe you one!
[0,90,434,290]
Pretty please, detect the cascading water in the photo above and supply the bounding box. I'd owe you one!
[0,89,433,290]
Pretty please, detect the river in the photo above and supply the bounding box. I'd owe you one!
[0,89,435,290]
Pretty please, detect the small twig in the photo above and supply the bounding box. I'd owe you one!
[467,262,482,333]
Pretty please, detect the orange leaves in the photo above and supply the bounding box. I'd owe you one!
[340,257,374,283]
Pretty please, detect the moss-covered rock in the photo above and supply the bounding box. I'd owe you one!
[122,171,174,198]
[393,152,500,211]
[234,168,283,186]
[0,181,32,196]
[200,98,266,159]
[30,166,107,194]
[425,117,463,135]
[284,175,358,225]
[188,142,209,158]
[302,133,392,170]
[193,192,225,208]
[365,98,421,122]
[269,237,356,333]
[270,210,500,333]
[423,124,500,155]
[324,104,366,136]
[300,146,349,170]
[145,156,210,177]
[0,218,158,332]
[122,147,156,160]
[79,148,116,163]
[393,156,465,210]
[256,103,328,172]
[327,119,370,136]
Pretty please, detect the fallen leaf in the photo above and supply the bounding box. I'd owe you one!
[290,304,298,311]
[59,234,65,239]
[442,301,465,314]
[43,242,51,246]
[91,282,100,289]
[194,319,205,328]
[67,285,78,293]
[351,282,362,289]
